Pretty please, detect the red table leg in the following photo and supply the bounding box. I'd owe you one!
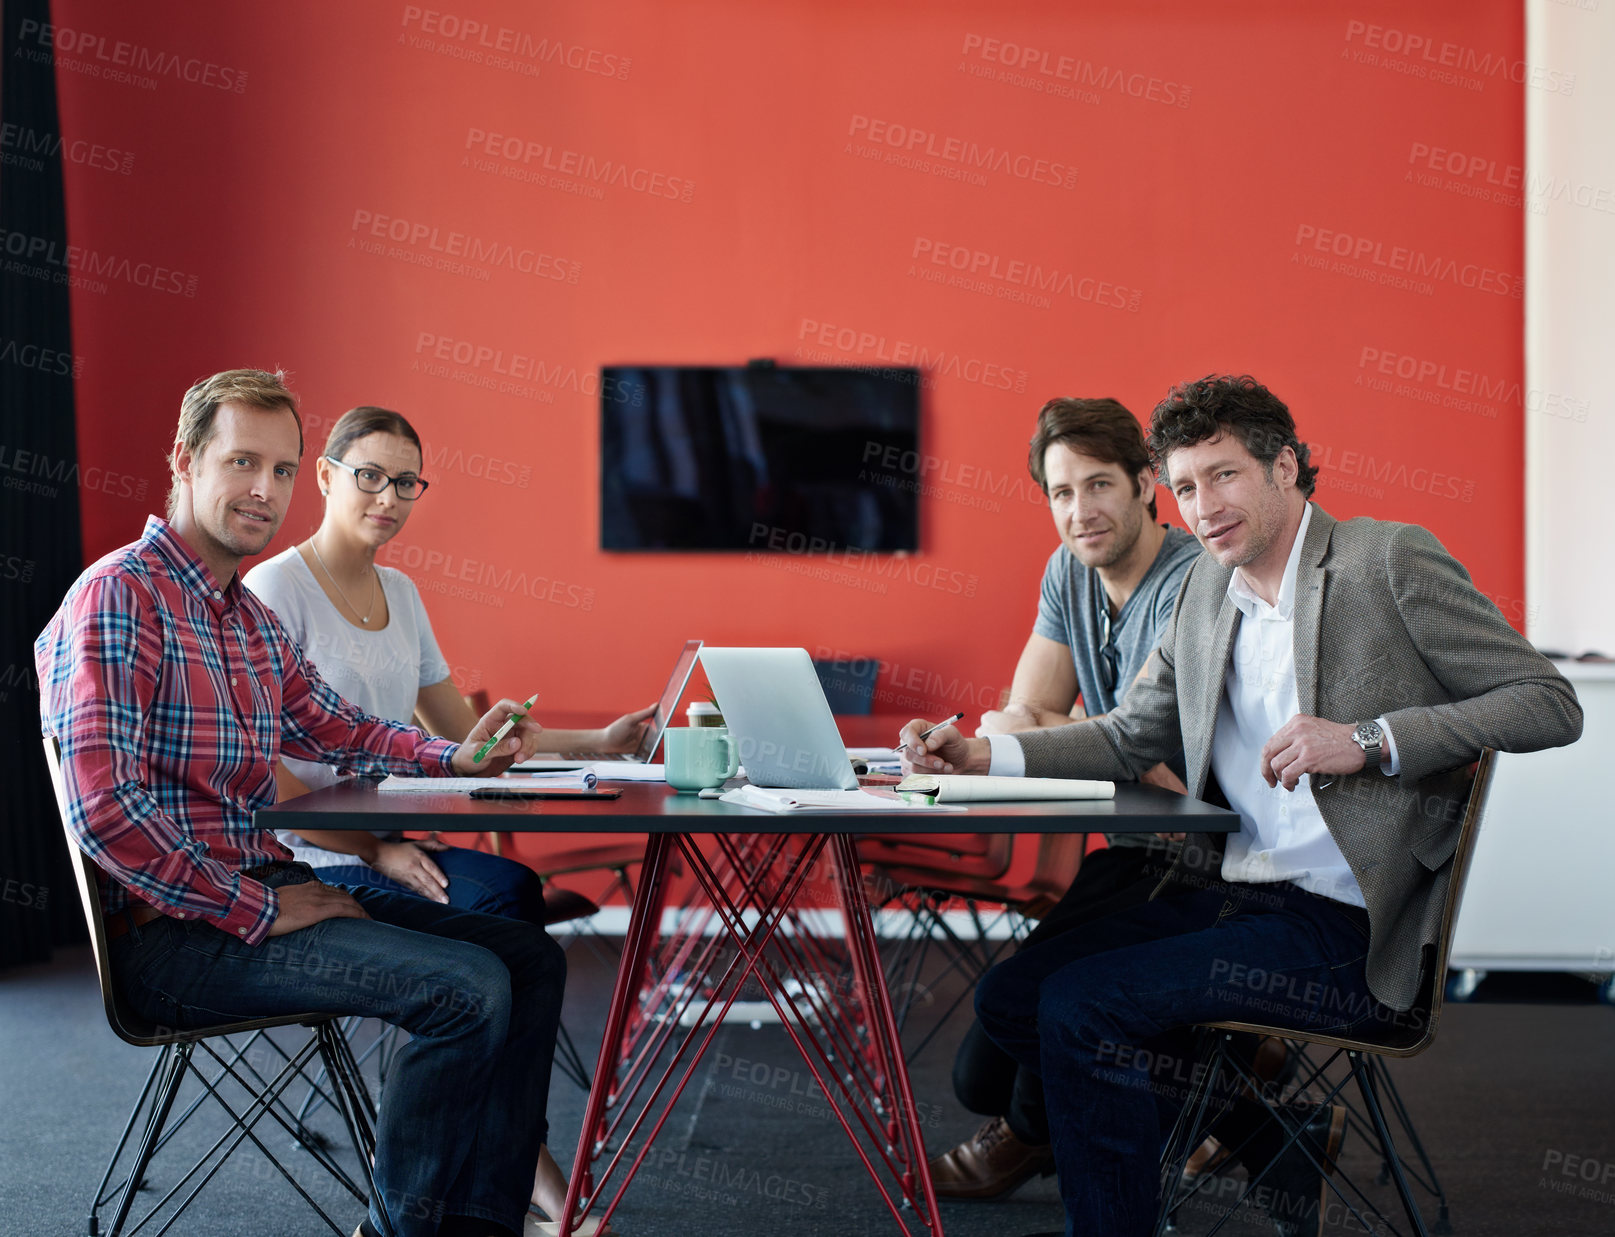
[583,835,834,1232]
[560,830,945,1237]
[596,834,798,1153]
[561,832,674,1232]
[830,833,943,1227]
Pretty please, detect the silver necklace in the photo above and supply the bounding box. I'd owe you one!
[309,538,378,624]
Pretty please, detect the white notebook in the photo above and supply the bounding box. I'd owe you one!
[377,770,598,793]
[585,762,666,782]
[896,775,1114,803]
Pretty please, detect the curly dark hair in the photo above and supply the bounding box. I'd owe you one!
[1146,375,1318,497]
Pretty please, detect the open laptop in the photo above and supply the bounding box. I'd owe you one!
[516,638,703,770]
[698,647,859,790]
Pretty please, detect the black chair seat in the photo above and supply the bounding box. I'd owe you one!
[542,885,600,927]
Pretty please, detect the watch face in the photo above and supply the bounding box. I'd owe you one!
[1355,721,1383,745]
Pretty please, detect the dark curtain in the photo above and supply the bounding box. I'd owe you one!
[0,0,90,967]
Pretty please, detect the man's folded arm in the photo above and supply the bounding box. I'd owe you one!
[43,578,278,941]
[1380,524,1583,785]
[273,618,458,777]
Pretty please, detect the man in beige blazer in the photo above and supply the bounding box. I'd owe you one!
[901,374,1582,1237]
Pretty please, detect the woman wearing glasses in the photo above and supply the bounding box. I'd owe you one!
[244,405,637,1233]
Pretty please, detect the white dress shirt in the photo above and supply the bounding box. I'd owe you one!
[990,503,1400,907]
[1213,504,1368,905]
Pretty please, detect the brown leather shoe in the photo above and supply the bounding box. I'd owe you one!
[1244,1035,1293,1101]
[1181,1134,1233,1184]
[927,1116,1055,1200]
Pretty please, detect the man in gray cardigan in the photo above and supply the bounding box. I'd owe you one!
[900,374,1582,1237]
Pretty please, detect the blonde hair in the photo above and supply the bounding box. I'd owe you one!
[167,369,303,518]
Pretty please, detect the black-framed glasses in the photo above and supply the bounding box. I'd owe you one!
[325,456,430,500]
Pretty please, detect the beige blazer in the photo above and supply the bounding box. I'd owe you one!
[1017,506,1582,1010]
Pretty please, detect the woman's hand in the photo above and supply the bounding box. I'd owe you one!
[600,703,658,752]
[371,840,450,903]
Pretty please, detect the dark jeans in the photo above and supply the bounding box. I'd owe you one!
[109,862,566,1237]
[975,876,1386,1237]
[319,844,548,927]
[952,844,1173,1143]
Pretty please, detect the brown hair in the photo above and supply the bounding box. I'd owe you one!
[167,369,302,518]
[322,406,423,465]
[1027,397,1157,519]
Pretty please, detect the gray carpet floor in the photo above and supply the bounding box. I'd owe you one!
[2,941,1612,1237]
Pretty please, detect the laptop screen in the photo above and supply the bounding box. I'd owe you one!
[636,639,704,761]
[697,647,860,790]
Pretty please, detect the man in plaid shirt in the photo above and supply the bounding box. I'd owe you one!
[37,370,563,1237]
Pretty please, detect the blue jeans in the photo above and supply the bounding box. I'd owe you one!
[951,845,1171,1144]
[319,845,548,927]
[110,862,566,1237]
[975,876,1389,1237]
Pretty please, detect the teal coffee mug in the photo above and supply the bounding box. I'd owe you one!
[664,725,739,792]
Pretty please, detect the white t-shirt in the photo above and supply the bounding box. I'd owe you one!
[244,547,451,866]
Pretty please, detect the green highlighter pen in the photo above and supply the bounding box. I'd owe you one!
[472,693,538,764]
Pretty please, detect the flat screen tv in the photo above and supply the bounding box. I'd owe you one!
[600,365,920,552]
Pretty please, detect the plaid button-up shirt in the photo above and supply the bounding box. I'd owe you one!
[36,516,458,945]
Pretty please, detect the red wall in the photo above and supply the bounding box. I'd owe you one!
[51,1,1526,739]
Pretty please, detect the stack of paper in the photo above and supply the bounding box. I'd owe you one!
[377,769,598,793]
[719,785,965,813]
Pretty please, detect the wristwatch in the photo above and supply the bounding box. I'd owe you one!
[1351,720,1384,770]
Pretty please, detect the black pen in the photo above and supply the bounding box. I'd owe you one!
[892,712,965,755]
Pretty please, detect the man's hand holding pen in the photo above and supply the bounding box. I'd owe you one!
[452,694,546,776]
[896,716,992,776]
